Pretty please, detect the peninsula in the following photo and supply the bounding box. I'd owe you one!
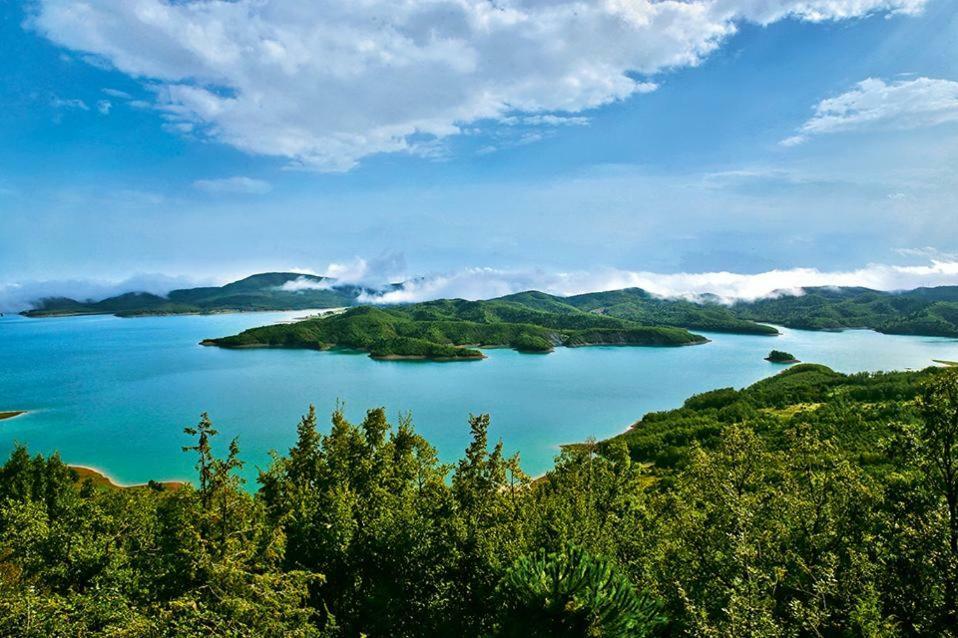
[0,411,26,421]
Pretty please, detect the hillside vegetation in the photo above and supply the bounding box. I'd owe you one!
[203,298,709,359]
[735,285,958,336]
[3,366,958,635]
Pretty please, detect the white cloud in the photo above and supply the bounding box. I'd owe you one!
[193,176,272,195]
[6,258,958,312]
[102,88,131,99]
[711,0,925,24]
[278,276,333,293]
[280,254,408,291]
[784,77,958,145]
[362,259,958,304]
[504,114,593,127]
[29,0,924,171]
[97,99,112,115]
[327,253,408,288]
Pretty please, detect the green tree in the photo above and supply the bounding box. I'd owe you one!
[495,545,662,638]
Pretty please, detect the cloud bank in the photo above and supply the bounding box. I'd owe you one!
[4,258,958,313]
[29,0,924,171]
[783,77,958,146]
[361,259,958,304]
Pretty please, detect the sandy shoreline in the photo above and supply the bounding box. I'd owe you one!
[69,464,188,490]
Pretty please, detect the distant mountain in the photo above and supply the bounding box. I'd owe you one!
[22,272,367,317]
[23,275,958,340]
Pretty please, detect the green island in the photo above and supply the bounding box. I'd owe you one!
[3,365,958,635]
[202,297,711,359]
[0,411,25,421]
[765,349,799,363]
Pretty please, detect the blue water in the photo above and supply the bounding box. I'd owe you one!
[2,311,958,485]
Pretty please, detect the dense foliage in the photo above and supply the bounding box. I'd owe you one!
[3,366,958,636]
[736,285,958,336]
[766,349,798,363]
[204,299,708,359]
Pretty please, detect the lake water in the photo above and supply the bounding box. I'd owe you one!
[2,311,958,485]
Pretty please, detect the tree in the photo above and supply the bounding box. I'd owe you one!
[183,412,218,510]
[910,370,958,628]
[495,545,662,638]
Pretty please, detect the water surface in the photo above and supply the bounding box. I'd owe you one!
[2,311,957,483]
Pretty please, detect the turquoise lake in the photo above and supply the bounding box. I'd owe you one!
[2,311,958,485]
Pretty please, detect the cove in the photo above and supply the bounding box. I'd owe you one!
[2,310,958,485]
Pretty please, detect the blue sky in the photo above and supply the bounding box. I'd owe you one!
[2,0,958,305]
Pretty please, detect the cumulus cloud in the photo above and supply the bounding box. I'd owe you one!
[0,274,208,313]
[193,176,272,195]
[783,77,958,145]
[363,259,958,304]
[28,0,924,171]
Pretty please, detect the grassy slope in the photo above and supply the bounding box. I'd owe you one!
[605,363,941,474]
[204,298,708,360]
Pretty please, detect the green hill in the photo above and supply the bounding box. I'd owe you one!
[23,272,362,317]
[734,285,958,336]
[559,288,780,335]
[23,275,958,340]
[203,298,708,360]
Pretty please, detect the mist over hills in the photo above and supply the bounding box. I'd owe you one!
[21,272,371,317]
[16,271,958,340]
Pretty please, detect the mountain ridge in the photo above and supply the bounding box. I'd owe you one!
[20,273,958,339]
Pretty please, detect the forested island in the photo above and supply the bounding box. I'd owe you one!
[202,297,710,359]
[765,349,799,363]
[2,365,958,635]
[0,411,25,421]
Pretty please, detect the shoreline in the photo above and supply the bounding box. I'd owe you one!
[68,464,188,490]
[22,307,345,320]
